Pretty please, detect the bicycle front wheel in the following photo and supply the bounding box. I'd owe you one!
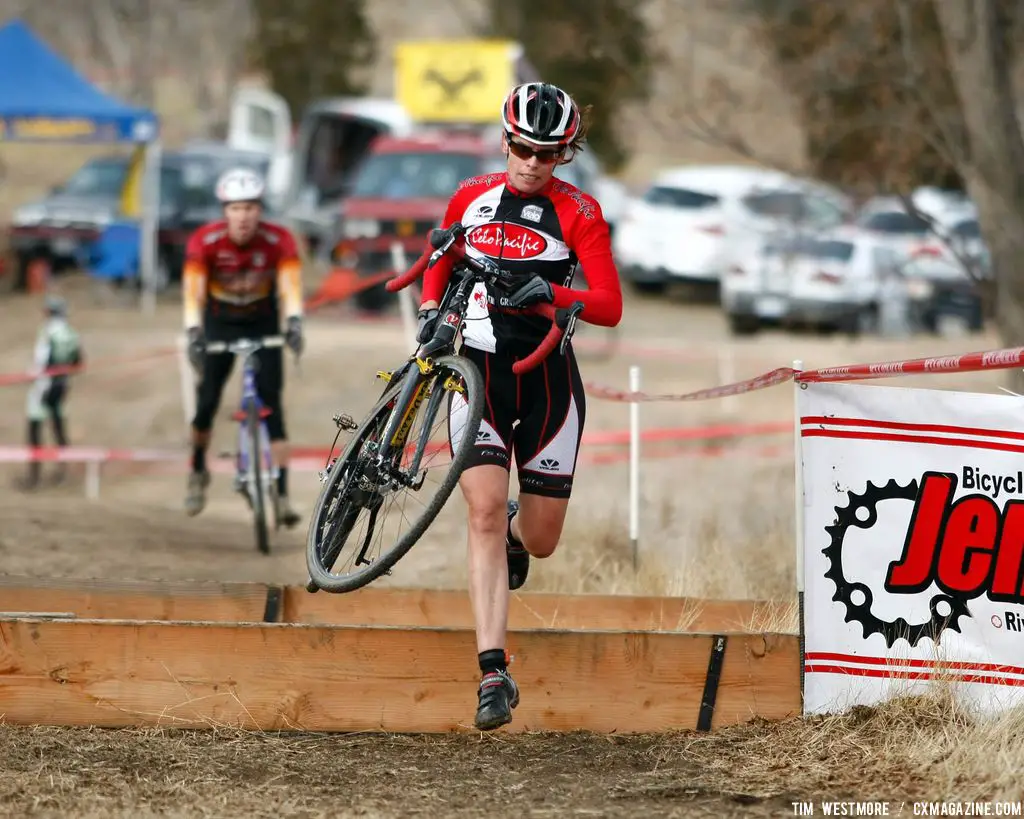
[305,354,484,593]
[248,403,270,555]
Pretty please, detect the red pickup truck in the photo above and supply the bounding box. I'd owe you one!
[332,131,505,311]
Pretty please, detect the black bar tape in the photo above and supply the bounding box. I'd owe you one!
[697,634,728,732]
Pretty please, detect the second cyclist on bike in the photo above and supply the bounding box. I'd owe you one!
[415,82,623,731]
[182,166,305,526]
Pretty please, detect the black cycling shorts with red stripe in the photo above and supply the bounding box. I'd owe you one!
[448,342,587,499]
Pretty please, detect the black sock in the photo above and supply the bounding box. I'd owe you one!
[507,507,525,551]
[478,648,507,675]
[277,466,288,496]
[192,445,206,473]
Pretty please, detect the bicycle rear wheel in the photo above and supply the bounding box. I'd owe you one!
[305,354,484,593]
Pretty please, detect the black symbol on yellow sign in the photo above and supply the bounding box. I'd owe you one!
[422,67,484,104]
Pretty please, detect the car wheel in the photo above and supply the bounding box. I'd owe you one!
[630,280,667,296]
[841,304,879,338]
[728,313,760,336]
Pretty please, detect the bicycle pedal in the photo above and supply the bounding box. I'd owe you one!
[376,370,393,382]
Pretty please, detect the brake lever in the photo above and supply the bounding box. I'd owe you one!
[558,301,585,356]
[428,223,464,268]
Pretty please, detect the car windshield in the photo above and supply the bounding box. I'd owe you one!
[804,239,855,261]
[860,210,931,235]
[179,152,271,208]
[743,190,807,220]
[60,159,128,197]
[764,237,855,261]
[351,152,483,199]
[643,185,720,209]
[951,219,981,239]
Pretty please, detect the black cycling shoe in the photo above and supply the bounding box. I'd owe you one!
[506,499,530,591]
[474,669,520,731]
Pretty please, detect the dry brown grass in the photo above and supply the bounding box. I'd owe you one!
[2,692,1021,816]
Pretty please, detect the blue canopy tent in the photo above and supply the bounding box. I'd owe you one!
[0,18,161,311]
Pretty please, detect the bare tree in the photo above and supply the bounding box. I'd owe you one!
[656,0,1024,365]
[932,0,1024,356]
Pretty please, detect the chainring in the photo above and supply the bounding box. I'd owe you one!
[823,478,971,648]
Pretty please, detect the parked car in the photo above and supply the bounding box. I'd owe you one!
[8,143,276,290]
[9,154,181,283]
[720,226,901,335]
[855,197,986,334]
[330,131,504,310]
[612,164,853,295]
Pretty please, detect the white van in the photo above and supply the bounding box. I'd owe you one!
[227,86,416,255]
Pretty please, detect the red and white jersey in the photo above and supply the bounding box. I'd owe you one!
[421,173,622,355]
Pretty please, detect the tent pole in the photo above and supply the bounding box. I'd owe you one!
[140,138,161,315]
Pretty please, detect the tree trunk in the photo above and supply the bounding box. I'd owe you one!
[933,0,1024,390]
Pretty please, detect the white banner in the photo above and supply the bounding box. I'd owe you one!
[799,380,1024,716]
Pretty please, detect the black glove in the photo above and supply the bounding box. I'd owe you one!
[186,326,205,373]
[285,316,304,357]
[497,275,554,310]
[416,308,439,343]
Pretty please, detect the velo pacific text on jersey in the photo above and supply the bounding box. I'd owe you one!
[420,173,622,355]
[182,221,303,328]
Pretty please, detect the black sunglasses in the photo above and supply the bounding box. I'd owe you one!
[506,134,564,164]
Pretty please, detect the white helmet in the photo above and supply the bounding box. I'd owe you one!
[215,167,266,204]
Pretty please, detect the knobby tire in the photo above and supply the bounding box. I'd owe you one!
[305,354,484,593]
[249,402,270,555]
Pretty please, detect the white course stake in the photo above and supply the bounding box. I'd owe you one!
[390,242,418,351]
[792,358,806,703]
[177,334,195,437]
[629,364,641,570]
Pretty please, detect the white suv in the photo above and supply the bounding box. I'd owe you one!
[720,226,901,335]
[612,164,852,294]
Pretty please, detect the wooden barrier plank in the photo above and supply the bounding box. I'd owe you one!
[0,576,272,623]
[0,618,800,733]
[0,576,795,633]
[284,586,794,633]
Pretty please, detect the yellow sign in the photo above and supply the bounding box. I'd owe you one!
[7,117,97,140]
[120,143,147,218]
[395,39,517,124]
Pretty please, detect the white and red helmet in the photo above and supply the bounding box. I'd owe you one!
[501,82,582,148]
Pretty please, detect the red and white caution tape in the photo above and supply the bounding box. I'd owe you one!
[585,367,797,403]
[0,346,178,388]
[796,345,1024,383]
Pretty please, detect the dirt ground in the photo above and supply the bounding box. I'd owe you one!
[0,279,1015,818]
[3,691,1017,817]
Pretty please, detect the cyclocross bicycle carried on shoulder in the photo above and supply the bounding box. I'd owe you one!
[204,334,290,555]
[304,222,584,594]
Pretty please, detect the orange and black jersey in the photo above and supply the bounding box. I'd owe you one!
[182,220,303,329]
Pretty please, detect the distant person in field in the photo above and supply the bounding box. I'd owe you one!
[19,295,83,490]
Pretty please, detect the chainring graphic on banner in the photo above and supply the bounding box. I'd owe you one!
[823,478,972,648]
